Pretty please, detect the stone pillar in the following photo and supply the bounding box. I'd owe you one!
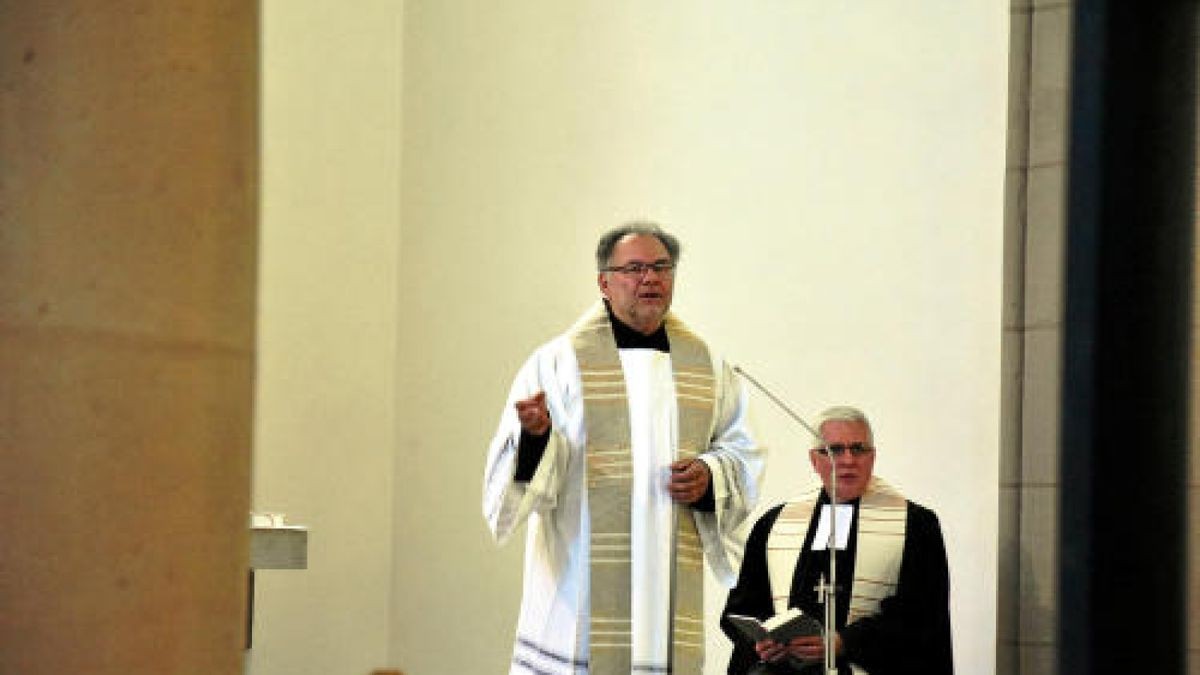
[0,2,258,674]
[998,1,1072,672]
[1003,2,1197,673]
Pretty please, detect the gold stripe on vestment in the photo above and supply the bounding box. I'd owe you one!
[570,302,717,675]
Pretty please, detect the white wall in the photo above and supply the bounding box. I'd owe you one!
[396,3,1007,674]
[251,2,402,675]
[257,2,1008,674]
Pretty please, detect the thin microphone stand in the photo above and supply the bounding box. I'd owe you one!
[732,366,839,675]
[820,462,839,675]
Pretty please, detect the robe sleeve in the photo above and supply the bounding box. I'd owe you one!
[839,503,954,675]
[694,358,766,585]
[482,343,574,545]
[719,505,784,675]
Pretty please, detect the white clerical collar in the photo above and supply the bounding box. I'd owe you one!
[811,504,854,551]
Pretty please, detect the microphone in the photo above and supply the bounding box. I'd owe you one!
[732,364,840,674]
[732,365,822,440]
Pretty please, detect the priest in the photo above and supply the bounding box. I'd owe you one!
[720,406,952,674]
[483,222,764,674]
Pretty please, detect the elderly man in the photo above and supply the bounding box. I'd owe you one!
[483,222,764,675]
[720,406,952,674]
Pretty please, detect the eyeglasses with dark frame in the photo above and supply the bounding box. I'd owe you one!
[813,442,874,457]
[601,261,676,277]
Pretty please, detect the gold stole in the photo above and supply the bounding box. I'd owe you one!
[765,477,907,627]
[570,301,716,674]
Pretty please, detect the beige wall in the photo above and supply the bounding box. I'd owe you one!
[256,2,1009,674]
[396,3,1007,674]
[250,2,402,675]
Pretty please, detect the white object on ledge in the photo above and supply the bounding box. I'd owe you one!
[250,512,308,570]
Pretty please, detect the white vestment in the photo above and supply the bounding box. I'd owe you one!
[483,333,764,674]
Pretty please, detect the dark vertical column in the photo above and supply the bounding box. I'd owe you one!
[1060,2,1195,673]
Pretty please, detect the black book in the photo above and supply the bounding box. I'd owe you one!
[726,607,824,645]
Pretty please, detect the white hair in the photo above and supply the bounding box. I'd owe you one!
[811,405,874,447]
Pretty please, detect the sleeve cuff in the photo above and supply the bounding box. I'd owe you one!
[514,427,551,481]
[690,478,715,511]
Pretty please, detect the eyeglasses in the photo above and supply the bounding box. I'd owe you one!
[601,261,676,277]
[813,443,874,457]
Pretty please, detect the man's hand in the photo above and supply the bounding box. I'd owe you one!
[667,458,711,504]
[754,638,788,663]
[514,391,551,435]
[781,634,842,663]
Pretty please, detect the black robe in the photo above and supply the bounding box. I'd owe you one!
[720,490,953,674]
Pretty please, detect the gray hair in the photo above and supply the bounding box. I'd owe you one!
[595,221,682,271]
[812,405,875,447]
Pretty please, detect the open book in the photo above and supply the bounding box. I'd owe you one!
[726,607,824,645]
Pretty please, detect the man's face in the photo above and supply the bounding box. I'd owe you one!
[597,234,675,335]
[809,419,875,502]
